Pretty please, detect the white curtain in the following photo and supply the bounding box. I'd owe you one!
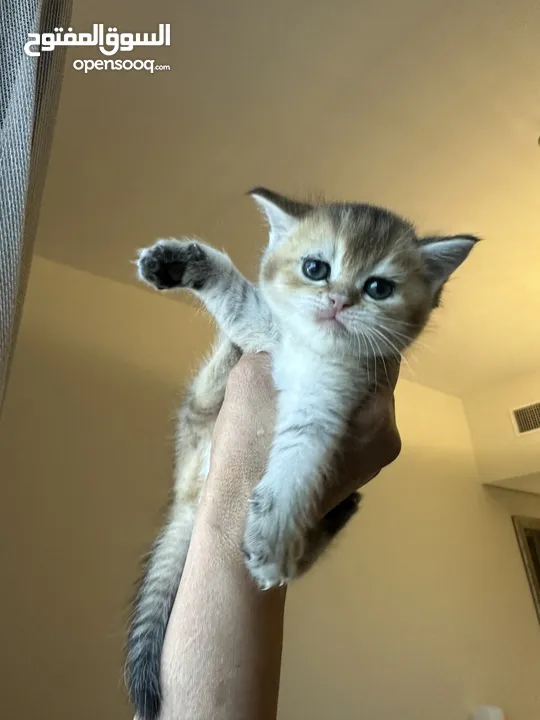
[0,0,72,412]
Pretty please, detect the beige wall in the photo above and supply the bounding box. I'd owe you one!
[463,371,540,493]
[1,258,540,719]
[0,258,211,719]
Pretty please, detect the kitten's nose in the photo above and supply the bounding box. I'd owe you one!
[328,292,351,312]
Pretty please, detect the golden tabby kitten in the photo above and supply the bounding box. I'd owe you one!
[126,188,478,719]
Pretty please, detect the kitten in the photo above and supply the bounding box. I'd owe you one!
[126,188,478,719]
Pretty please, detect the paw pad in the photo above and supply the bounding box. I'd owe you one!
[137,241,209,290]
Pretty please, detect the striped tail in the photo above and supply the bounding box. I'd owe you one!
[125,503,196,720]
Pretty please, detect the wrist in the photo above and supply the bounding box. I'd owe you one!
[193,469,288,606]
[196,463,255,558]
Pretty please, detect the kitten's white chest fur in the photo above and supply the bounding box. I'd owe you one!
[273,334,365,418]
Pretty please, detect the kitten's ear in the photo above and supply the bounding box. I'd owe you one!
[248,187,312,247]
[420,234,480,299]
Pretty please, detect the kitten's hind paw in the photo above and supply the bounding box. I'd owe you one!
[137,239,209,290]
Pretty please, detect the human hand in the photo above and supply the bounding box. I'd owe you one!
[202,352,401,550]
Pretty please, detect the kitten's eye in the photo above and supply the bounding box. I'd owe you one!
[364,277,395,300]
[302,258,331,281]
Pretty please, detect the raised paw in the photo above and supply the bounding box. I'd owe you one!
[242,490,305,590]
[137,239,209,290]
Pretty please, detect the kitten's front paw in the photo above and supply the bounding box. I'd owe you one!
[243,491,305,590]
[137,239,210,290]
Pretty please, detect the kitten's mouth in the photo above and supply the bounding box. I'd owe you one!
[316,313,347,331]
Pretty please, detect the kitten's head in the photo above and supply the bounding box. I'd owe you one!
[249,187,479,359]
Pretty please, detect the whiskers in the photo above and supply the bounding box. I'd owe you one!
[350,327,378,388]
[385,318,437,355]
[291,295,431,382]
[350,321,418,383]
[297,295,329,313]
[368,325,416,377]
[348,328,387,390]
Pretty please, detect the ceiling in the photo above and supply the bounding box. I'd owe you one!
[35,0,540,397]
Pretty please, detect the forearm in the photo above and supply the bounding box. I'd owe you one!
[159,455,285,720]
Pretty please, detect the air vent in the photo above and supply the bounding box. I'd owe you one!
[512,403,540,435]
